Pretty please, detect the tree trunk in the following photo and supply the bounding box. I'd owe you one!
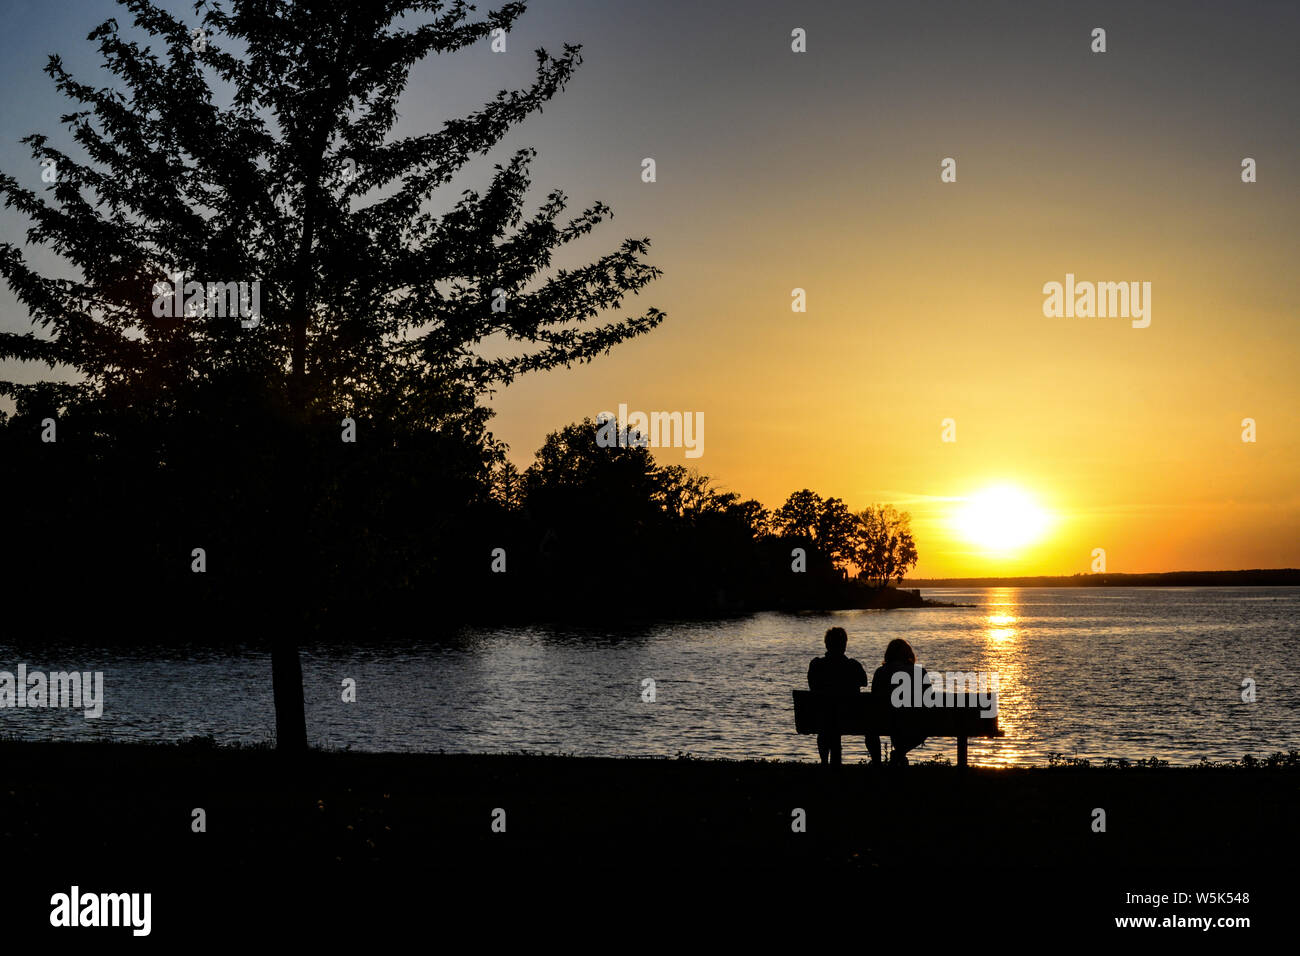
[268,409,313,754]
[272,640,308,751]
[271,439,312,753]
[273,120,330,754]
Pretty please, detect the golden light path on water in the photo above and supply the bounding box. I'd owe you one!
[975,588,1032,767]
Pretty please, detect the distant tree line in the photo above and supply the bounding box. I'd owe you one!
[906,570,1300,588]
[1,412,919,635]
[463,417,920,621]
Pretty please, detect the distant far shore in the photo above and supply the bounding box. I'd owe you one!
[903,568,1300,588]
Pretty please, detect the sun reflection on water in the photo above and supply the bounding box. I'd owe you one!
[975,589,1031,767]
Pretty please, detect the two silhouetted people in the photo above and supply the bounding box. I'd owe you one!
[806,631,929,766]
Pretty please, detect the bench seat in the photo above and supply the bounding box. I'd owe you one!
[792,689,1002,767]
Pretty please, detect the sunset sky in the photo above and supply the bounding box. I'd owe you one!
[1,0,1296,577]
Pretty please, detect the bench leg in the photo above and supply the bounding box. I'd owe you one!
[957,736,967,769]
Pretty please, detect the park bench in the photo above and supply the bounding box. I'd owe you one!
[791,689,1003,768]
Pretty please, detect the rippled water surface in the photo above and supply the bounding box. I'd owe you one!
[3,587,1297,766]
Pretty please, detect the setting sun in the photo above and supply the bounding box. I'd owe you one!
[953,486,1052,554]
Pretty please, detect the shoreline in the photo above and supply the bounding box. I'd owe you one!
[1,740,1289,936]
[2,735,1289,770]
[3,741,1294,867]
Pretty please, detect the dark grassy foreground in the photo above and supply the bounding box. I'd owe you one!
[1,740,1291,940]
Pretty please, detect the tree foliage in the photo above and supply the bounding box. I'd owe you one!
[852,504,919,586]
[0,0,665,424]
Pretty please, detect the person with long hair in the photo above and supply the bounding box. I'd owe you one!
[867,637,930,766]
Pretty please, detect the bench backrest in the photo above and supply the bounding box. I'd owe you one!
[791,689,1000,737]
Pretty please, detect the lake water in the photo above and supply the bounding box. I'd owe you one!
[2,588,1297,766]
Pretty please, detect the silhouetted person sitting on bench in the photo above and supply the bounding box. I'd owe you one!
[867,637,930,767]
[807,626,868,765]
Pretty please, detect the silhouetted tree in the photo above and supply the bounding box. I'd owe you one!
[655,465,717,523]
[492,460,524,511]
[718,496,770,540]
[775,489,855,572]
[853,504,918,586]
[522,418,659,538]
[774,489,823,541]
[814,496,856,570]
[487,419,919,615]
[0,0,663,750]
